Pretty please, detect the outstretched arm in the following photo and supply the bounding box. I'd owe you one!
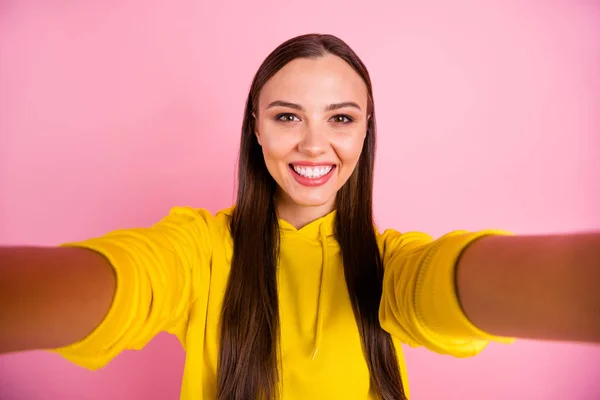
[0,246,116,353]
[456,232,600,343]
[1,206,214,371]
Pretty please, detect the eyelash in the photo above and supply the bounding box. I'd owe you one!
[275,113,355,124]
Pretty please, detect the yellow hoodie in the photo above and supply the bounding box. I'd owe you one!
[54,206,512,399]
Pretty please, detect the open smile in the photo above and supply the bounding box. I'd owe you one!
[288,163,336,187]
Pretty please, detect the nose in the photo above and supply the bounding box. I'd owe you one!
[297,123,328,157]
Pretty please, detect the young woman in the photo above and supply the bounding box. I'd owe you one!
[1,34,599,400]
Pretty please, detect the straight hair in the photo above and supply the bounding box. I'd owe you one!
[218,33,407,400]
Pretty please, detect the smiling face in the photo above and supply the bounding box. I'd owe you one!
[254,54,370,220]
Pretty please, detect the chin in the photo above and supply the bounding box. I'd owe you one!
[289,191,336,208]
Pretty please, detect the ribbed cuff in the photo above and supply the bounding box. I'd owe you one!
[415,230,515,355]
[50,239,137,370]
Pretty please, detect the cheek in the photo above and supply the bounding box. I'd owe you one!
[333,133,366,166]
[259,134,297,171]
[257,121,301,160]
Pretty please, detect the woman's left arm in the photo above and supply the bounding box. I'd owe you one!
[456,232,600,343]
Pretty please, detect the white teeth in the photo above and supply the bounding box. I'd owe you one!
[292,165,333,178]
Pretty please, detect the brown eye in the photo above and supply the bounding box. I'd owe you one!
[331,115,353,124]
[277,113,300,122]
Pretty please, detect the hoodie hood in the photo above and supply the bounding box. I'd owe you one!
[217,206,336,240]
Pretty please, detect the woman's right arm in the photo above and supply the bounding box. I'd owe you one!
[0,206,216,370]
[0,246,116,353]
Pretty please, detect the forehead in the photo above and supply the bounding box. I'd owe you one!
[259,54,368,110]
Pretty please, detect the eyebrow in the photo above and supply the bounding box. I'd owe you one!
[266,100,362,112]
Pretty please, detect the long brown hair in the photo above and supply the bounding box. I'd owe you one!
[218,33,406,400]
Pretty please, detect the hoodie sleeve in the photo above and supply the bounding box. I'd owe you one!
[378,229,515,357]
[51,207,214,370]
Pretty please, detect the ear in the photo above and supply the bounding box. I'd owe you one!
[365,114,372,139]
[255,131,262,146]
[252,112,262,146]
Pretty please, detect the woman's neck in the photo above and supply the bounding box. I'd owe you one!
[275,195,336,230]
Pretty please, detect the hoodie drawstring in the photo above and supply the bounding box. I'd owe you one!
[311,223,329,360]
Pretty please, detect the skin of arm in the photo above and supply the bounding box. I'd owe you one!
[1,233,598,355]
[456,232,600,343]
[0,246,116,353]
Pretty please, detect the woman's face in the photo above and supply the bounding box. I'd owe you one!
[255,54,369,213]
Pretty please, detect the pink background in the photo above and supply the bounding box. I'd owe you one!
[1,1,599,399]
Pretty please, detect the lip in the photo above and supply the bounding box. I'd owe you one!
[288,164,336,187]
[289,161,336,167]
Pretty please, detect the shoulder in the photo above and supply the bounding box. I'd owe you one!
[160,205,232,228]
[153,205,233,248]
[376,228,434,256]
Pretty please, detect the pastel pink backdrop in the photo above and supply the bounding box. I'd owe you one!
[1,1,599,399]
